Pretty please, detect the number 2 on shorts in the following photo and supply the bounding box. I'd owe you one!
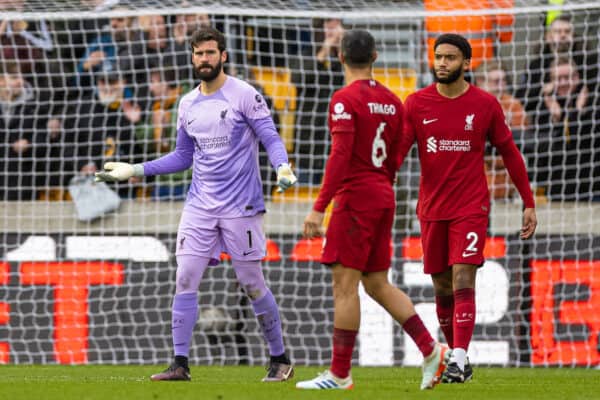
[464,231,478,255]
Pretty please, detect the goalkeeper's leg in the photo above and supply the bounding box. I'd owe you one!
[361,271,448,390]
[150,254,210,381]
[233,259,293,382]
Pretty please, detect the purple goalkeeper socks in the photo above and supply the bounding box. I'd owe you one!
[252,290,285,356]
[172,292,199,357]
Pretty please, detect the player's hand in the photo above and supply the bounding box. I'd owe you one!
[303,210,324,239]
[276,163,297,193]
[95,162,142,182]
[520,207,537,239]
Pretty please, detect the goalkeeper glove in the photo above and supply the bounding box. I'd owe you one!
[94,162,144,182]
[276,163,297,193]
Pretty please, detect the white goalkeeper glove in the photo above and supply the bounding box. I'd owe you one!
[94,162,144,182]
[276,163,297,193]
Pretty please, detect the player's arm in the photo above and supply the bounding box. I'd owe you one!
[249,116,297,192]
[95,114,194,182]
[304,92,355,238]
[489,100,537,239]
[396,96,417,170]
[243,88,297,192]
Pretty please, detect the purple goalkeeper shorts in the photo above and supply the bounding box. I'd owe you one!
[176,209,266,263]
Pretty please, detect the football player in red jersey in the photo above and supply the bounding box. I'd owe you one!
[401,34,537,383]
[297,29,448,391]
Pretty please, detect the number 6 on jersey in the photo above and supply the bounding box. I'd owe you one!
[372,122,387,167]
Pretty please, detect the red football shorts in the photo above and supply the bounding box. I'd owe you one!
[419,214,488,275]
[321,206,394,272]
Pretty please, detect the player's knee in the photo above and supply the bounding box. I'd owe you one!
[176,273,193,293]
[243,284,264,301]
[332,280,359,302]
[432,274,453,295]
[453,269,476,289]
[363,280,386,300]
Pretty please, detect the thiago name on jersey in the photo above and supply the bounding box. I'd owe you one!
[367,102,397,115]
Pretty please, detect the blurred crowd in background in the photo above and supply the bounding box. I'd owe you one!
[1,0,598,203]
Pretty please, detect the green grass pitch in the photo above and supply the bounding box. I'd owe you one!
[0,365,598,399]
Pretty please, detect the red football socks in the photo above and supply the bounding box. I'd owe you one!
[402,314,436,358]
[330,327,357,379]
[435,294,455,348]
[453,288,476,351]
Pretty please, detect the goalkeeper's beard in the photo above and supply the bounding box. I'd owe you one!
[194,60,223,82]
[433,66,463,84]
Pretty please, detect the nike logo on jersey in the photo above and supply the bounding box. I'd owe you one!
[187,119,196,126]
[243,250,255,256]
[422,118,438,125]
[462,251,477,258]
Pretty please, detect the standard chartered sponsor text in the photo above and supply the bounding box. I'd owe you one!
[439,139,471,152]
[199,136,231,150]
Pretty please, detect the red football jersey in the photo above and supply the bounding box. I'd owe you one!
[402,84,514,220]
[320,79,404,211]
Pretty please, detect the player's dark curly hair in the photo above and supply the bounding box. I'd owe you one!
[434,33,472,60]
[341,29,376,68]
[190,27,226,52]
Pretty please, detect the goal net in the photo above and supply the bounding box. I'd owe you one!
[1,0,599,368]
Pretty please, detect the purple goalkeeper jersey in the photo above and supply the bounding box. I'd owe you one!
[143,76,288,217]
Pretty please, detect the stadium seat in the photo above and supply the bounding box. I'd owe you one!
[0,260,7,363]
[401,236,507,260]
[251,66,297,152]
[0,342,8,364]
[263,240,282,262]
[290,237,324,262]
[271,184,319,203]
[424,0,515,70]
[401,237,423,260]
[372,67,417,101]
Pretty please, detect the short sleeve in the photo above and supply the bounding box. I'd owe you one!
[328,91,355,135]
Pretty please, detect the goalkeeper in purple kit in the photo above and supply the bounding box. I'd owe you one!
[95,27,297,382]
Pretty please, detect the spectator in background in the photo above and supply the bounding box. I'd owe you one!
[475,61,529,202]
[0,0,65,116]
[138,15,171,56]
[57,0,116,62]
[0,60,63,200]
[0,0,53,77]
[483,155,516,202]
[516,14,598,113]
[53,1,119,118]
[135,61,190,199]
[527,56,599,201]
[131,14,182,109]
[76,8,142,96]
[172,8,211,84]
[475,61,529,140]
[290,18,345,184]
[67,69,142,197]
